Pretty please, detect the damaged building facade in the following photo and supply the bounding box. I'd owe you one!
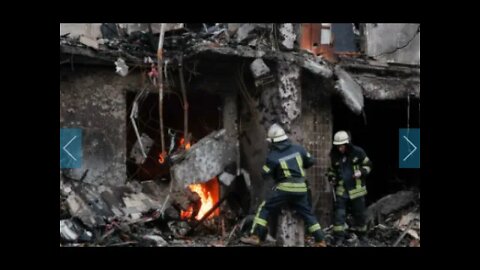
[60,23,420,247]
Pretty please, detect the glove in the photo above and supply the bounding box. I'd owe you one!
[354,170,362,178]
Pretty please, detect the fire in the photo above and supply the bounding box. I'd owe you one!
[181,177,220,220]
[158,137,191,164]
[158,151,166,164]
[179,138,191,150]
[180,206,194,219]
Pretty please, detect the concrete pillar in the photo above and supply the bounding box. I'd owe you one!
[276,207,305,246]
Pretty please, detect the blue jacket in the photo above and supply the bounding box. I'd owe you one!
[261,139,314,182]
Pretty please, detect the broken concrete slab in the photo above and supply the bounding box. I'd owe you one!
[250,58,271,79]
[171,129,236,188]
[79,36,99,50]
[366,190,418,226]
[235,24,256,44]
[334,66,364,114]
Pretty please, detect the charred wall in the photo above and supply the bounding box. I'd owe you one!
[60,66,144,186]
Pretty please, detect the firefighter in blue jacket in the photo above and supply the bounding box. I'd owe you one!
[327,131,372,245]
[240,124,327,247]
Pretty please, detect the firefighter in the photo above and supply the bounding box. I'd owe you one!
[240,124,327,247]
[327,131,372,246]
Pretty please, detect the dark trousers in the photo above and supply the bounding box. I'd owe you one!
[333,195,367,237]
[251,189,324,242]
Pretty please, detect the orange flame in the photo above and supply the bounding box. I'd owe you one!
[181,177,220,220]
[180,206,194,219]
[158,151,166,164]
[179,138,191,150]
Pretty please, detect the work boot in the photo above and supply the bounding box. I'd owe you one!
[313,240,327,247]
[240,235,261,246]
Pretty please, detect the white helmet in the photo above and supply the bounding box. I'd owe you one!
[333,131,350,145]
[267,124,288,143]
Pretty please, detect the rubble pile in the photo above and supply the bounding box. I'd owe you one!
[60,176,420,247]
[319,190,420,247]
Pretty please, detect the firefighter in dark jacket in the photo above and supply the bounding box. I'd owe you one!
[240,124,327,247]
[327,131,372,245]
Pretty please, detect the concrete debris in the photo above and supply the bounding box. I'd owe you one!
[278,24,296,51]
[168,221,191,238]
[219,171,235,186]
[235,24,256,44]
[79,36,99,50]
[66,184,112,228]
[250,58,271,79]
[334,66,364,115]
[142,234,168,246]
[122,192,159,220]
[60,219,93,242]
[114,58,129,77]
[64,179,166,228]
[366,190,418,226]
[318,190,420,247]
[407,229,419,240]
[171,129,236,188]
[394,212,418,230]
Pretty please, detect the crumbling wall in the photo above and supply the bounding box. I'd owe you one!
[278,62,302,130]
[364,23,420,65]
[60,66,144,186]
[257,60,302,132]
